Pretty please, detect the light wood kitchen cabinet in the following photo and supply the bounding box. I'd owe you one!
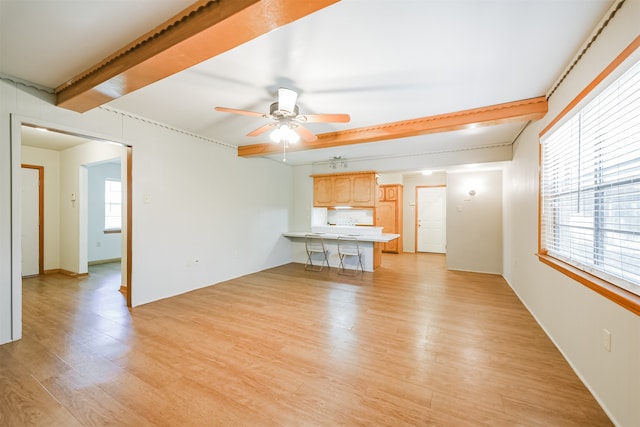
[312,171,378,207]
[314,176,334,205]
[378,185,398,201]
[376,184,403,253]
[333,175,352,204]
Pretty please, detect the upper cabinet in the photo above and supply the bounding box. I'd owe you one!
[314,176,334,205]
[312,171,378,207]
[378,185,398,201]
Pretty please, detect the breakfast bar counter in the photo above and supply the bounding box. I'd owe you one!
[283,227,400,272]
[282,231,399,243]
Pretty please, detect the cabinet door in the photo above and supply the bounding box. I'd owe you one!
[352,175,374,205]
[384,238,398,253]
[384,186,397,201]
[377,202,398,253]
[333,176,352,204]
[314,177,333,206]
[377,202,395,233]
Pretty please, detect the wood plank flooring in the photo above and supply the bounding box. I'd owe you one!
[1,254,612,426]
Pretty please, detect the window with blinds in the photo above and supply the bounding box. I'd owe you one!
[540,57,640,296]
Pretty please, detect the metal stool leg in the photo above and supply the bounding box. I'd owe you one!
[305,234,329,271]
[338,236,362,276]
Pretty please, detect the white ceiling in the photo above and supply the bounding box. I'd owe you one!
[1,0,615,169]
[21,125,93,151]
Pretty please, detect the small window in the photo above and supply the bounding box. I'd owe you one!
[539,54,640,306]
[104,179,121,232]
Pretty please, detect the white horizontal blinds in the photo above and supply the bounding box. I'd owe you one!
[541,58,640,294]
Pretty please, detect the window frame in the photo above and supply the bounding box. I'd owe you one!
[538,36,640,316]
[104,178,122,233]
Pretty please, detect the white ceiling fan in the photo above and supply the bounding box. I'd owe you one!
[215,88,350,144]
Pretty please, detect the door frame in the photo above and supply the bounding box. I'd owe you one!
[125,147,132,308]
[414,185,446,253]
[21,164,44,276]
[10,115,134,341]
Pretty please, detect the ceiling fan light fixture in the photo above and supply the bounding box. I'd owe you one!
[270,123,299,144]
[215,86,346,148]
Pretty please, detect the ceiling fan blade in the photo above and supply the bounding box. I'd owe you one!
[278,88,298,113]
[300,113,351,123]
[296,125,318,142]
[247,122,276,137]
[215,106,266,118]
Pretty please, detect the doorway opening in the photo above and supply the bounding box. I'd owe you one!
[84,158,124,292]
[19,124,132,307]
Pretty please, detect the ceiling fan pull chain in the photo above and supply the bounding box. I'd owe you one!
[282,138,287,162]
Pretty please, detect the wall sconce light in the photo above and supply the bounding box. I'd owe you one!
[468,189,476,197]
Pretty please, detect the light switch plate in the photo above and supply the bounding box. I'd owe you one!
[602,329,611,352]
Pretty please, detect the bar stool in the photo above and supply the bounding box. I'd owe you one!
[338,236,363,276]
[305,234,330,271]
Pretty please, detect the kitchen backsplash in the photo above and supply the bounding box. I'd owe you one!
[327,208,374,225]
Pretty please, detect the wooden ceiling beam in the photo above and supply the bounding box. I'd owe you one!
[55,0,339,112]
[238,96,548,157]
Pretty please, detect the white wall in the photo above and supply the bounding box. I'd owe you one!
[88,161,122,262]
[291,165,314,232]
[0,82,11,343]
[123,117,293,306]
[447,170,502,274]
[1,79,294,344]
[60,141,126,274]
[377,173,403,185]
[21,146,61,271]
[290,165,317,263]
[503,2,640,425]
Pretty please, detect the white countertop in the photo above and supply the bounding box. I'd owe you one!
[311,225,383,235]
[283,231,400,243]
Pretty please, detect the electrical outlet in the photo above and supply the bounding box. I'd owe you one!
[602,329,611,352]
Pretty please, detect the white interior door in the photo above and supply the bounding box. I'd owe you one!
[21,167,39,276]
[417,186,446,253]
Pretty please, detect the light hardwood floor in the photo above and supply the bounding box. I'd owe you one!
[1,254,612,426]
